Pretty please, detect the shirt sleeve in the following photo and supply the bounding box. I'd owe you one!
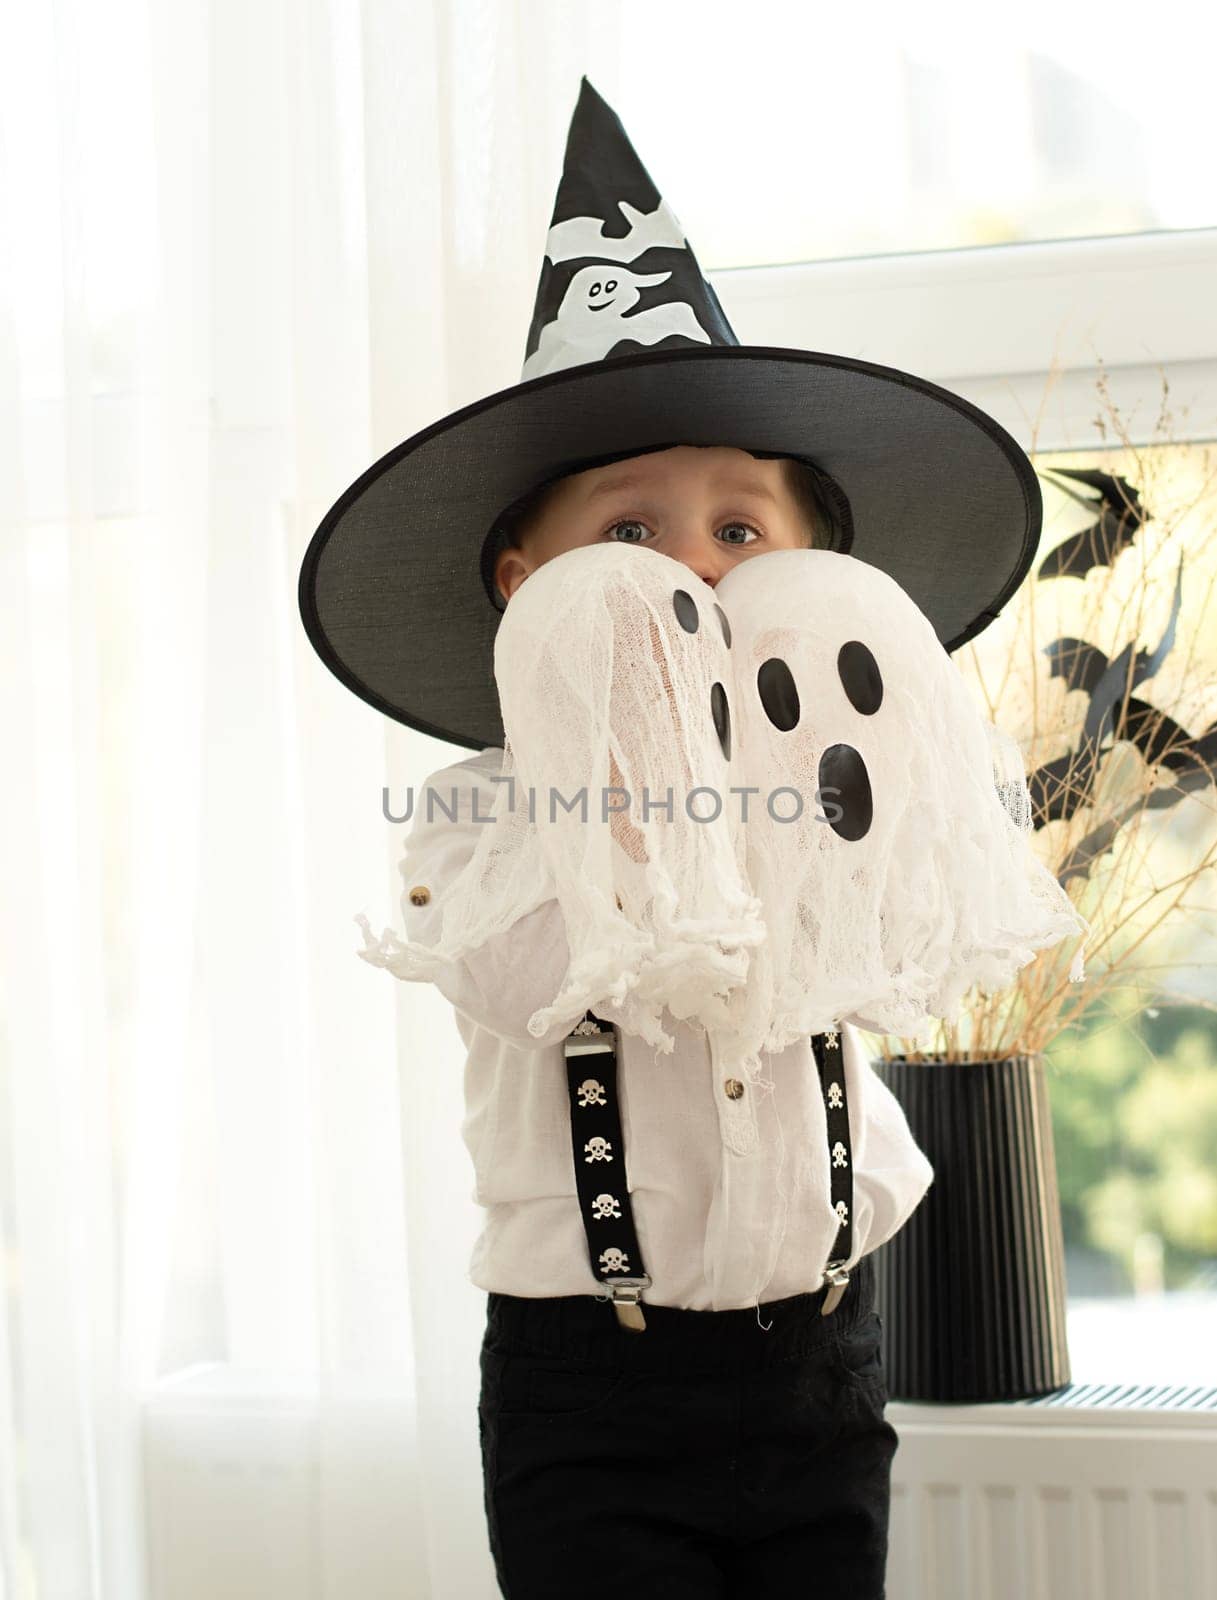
[839,1007,890,1035]
[841,1019,935,1246]
[358,750,598,1050]
[359,755,928,1059]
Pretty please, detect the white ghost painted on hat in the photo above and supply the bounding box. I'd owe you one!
[521,195,713,381]
[522,261,712,380]
[544,196,688,266]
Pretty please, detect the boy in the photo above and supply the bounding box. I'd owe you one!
[396,442,931,1597]
[301,78,1050,1598]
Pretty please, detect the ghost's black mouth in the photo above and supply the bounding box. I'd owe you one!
[588,303,613,311]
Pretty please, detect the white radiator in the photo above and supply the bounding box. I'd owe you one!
[887,1384,1217,1600]
[142,1368,1217,1598]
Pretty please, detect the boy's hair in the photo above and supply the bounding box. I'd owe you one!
[483,451,851,611]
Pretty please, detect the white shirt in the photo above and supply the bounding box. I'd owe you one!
[397,746,935,1312]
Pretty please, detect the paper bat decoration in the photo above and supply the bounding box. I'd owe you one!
[1030,474,1217,884]
[1036,467,1149,581]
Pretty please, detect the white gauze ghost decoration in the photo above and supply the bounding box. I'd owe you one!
[367,540,767,1056]
[712,548,1089,1052]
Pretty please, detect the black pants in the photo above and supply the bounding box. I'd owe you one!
[477,1252,897,1598]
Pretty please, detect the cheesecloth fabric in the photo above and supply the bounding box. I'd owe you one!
[713,548,1088,1058]
[361,540,769,1064]
[358,541,1087,1075]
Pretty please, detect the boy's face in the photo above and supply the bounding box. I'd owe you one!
[494,445,812,606]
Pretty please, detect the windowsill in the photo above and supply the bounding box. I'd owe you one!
[888,1389,1217,1424]
[884,1292,1217,1416]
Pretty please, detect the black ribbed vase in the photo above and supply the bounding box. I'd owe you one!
[870,1053,1071,1402]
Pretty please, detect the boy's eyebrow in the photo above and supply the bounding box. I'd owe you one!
[583,473,779,504]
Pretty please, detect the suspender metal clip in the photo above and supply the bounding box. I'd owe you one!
[595,1275,652,1333]
[819,1259,851,1317]
[564,1032,615,1058]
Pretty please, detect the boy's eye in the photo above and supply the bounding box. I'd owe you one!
[603,520,762,545]
[608,519,651,543]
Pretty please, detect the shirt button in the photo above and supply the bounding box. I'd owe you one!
[408,885,431,906]
[723,1078,745,1100]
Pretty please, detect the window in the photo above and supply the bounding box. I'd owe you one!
[710,227,1217,1384]
[613,5,1216,269]
[1032,440,1217,1387]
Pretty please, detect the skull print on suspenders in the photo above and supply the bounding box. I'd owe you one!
[562,1010,854,1332]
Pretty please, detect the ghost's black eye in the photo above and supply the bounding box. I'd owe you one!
[672,589,699,633]
[713,603,732,647]
[710,682,730,760]
[838,641,883,715]
[758,657,799,731]
[819,743,872,841]
[590,281,602,296]
[605,279,617,292]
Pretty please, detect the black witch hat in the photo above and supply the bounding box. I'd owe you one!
[299,76,1041,751]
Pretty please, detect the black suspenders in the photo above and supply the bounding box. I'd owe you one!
[562,1010,854,1332]
[563,1013,651,1331]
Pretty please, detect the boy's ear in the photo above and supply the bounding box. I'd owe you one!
[494,545,531,606]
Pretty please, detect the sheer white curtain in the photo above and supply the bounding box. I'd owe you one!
[0,2,625,1593]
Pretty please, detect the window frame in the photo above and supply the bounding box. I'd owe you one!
[710,225,1217,1406]
[710,227,1217,453]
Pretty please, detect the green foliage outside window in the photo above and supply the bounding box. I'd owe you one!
[1048,989,1217,1289]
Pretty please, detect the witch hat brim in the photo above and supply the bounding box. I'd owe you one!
[299,79,1042,753]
